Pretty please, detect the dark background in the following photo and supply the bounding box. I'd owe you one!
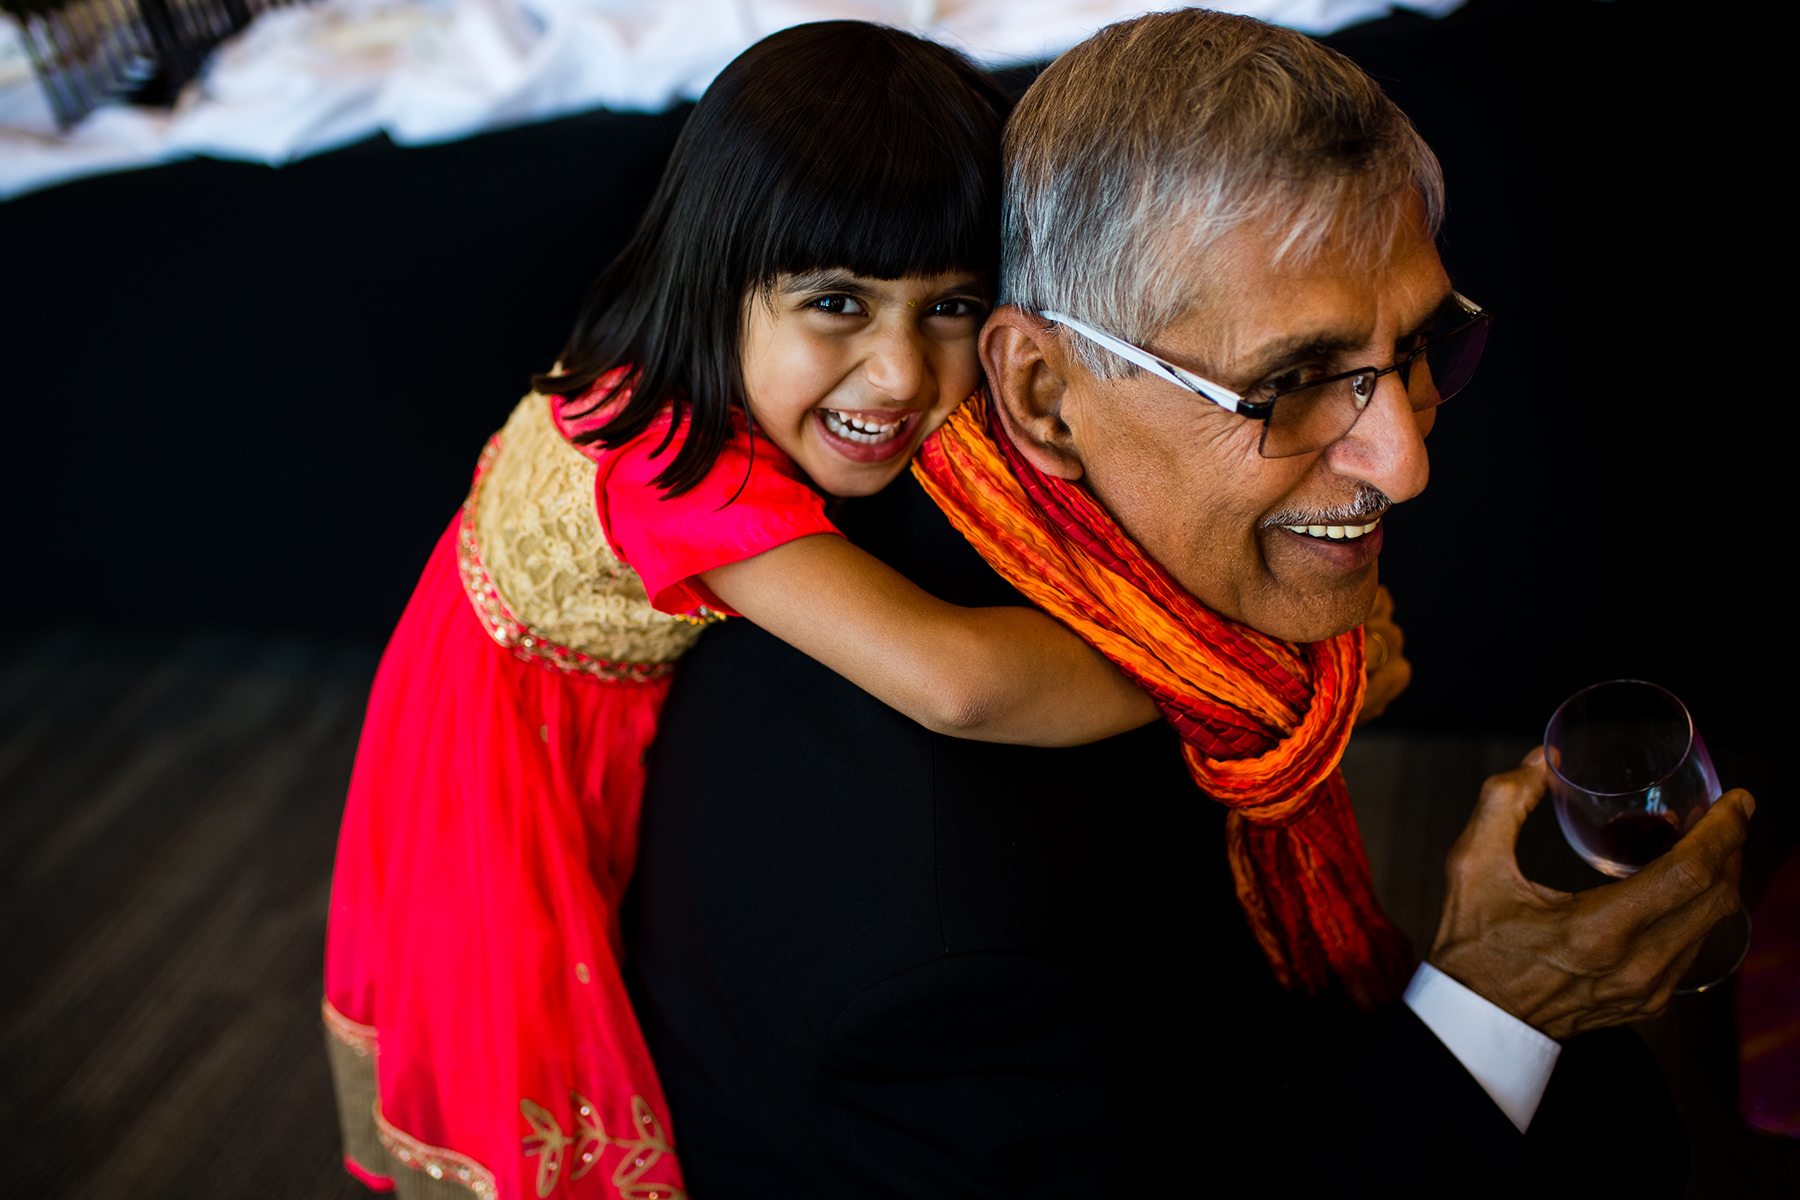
[0,0,1777,745]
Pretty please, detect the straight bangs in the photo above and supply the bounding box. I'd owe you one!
[746,78,1003,288]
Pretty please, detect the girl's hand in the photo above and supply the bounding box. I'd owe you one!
[1356,585,1411,726]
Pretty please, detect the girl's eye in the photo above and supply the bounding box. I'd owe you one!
[810,294,865,316]
[927,297,987,320]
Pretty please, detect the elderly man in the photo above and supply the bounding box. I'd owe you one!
[625,10,1750,1196]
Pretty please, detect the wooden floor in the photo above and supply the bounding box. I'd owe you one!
[1,628,1794,1198]
[0,629,372,1200]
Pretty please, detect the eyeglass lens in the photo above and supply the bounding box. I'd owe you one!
[1260,306,1490,458]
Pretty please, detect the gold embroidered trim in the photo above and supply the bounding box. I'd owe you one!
[326,1000,499,1198]
[605,1095,685,1200]
[521,1092,685,1200]
[521,1094,598,1197]
[323,1006,679,1197]
[322,999,389,1185]
[458,434,700,685]
[376,1105,501,1200]
[322,997,378,1058]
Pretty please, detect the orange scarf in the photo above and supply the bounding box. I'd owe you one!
[913,393,1411,1009]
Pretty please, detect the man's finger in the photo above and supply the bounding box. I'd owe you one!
[1646,790,1754,891]
[1592,794,1751,946]
[1459,749,1550,855]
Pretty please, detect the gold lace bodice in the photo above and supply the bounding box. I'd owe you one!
[462,392,710,675]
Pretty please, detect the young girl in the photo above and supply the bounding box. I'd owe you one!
[322,22,1158,1200]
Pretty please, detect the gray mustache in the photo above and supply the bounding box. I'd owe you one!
[1263,484,1392,528]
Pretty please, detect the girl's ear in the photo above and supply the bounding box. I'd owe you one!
[979,306,1085,481]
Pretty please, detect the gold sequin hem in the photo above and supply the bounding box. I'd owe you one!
[375,1106,501,1200]
[322,997,378,1058]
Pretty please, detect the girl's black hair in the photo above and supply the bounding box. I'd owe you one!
[533,21,1010,496]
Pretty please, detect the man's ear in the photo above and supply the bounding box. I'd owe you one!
[980,305,1085,481]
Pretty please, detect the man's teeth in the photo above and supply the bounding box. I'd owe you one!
[1283,519,1381,541]
[823,410,907,443]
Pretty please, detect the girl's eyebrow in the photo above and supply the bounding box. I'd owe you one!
[781,270,867,296]
[781,271,988,302]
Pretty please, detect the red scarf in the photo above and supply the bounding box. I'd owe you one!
[913,393,1411,1008]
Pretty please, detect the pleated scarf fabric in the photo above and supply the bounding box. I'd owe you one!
[913,392,1412,1009]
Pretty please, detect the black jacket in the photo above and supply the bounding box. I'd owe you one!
[623,473,1679,1198]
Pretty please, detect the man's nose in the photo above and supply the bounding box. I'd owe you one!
[862,323,929,400]
[1325,370,1430,501]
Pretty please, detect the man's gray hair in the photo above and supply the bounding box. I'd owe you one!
[1000,9,1446,378]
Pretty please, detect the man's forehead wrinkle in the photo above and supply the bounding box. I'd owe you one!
[1174,231,1359,374]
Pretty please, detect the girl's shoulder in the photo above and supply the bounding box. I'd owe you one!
[551,366,668,457]
[555,369,813,507]
[566,371,837,619]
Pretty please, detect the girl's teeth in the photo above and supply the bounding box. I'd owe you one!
[824,410,906,443]
[1283,520,1380,540]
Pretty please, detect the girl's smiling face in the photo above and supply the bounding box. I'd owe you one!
[739,270,988,497]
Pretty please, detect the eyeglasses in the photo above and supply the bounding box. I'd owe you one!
[1041,293,1491,458]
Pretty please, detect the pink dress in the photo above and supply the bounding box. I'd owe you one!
[323,383,837,1200]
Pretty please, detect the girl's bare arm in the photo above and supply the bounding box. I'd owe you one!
[700,533,1161,747]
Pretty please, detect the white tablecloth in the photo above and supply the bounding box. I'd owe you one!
[0,0,1463,199]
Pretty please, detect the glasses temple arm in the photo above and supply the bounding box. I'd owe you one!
[1040,311,1243,413]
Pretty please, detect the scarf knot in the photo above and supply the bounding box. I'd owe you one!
[913,393,1411,1008]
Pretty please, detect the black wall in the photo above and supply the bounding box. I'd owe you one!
[1,0,1777,745]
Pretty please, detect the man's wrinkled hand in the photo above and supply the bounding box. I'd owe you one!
[1356,585,1412,725]
[1426,747,1751,1040]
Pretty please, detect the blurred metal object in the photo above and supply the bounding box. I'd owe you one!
[2,0,309,126]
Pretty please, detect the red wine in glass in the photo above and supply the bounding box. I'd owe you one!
[1546,679,1720,877]
[1587,811,1683,868]
[1545,679,1748,989]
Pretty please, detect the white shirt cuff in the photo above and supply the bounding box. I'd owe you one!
[1402,962,1560,1133]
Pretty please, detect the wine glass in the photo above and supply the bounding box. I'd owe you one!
[1544,679,1750,992]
